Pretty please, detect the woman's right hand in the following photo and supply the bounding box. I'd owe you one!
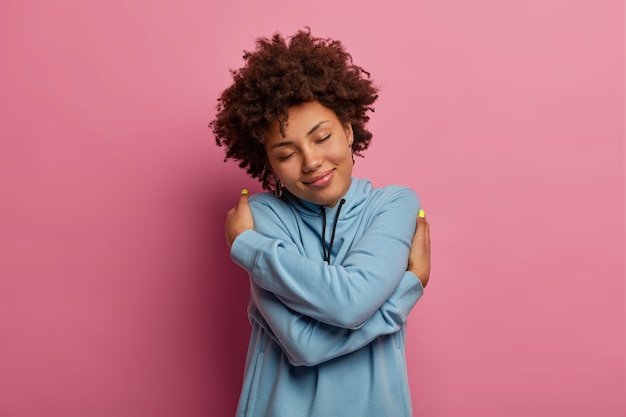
[225,190,254,248]
[408,211,431,287]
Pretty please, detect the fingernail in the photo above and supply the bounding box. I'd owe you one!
[241,189,248,195]
[418,209,425,219]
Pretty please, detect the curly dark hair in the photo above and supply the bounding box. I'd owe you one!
[210,29,379,190]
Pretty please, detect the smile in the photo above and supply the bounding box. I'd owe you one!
[303,170,335,188]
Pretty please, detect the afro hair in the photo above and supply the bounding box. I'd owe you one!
[210,29,379,190]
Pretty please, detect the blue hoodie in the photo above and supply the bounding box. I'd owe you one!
[231,177,424,417]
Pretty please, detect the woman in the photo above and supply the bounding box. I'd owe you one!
[211,29,431,417]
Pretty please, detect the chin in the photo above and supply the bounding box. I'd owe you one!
[315,192,344,207]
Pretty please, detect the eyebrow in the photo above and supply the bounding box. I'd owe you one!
[270,120,330,150]
[306,120,329,136]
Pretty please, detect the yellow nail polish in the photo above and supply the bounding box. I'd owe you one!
[241,189,249,195]
[418,209,425,219]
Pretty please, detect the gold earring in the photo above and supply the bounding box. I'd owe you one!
[274,175,283,198]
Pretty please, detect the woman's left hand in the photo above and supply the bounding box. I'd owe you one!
[408,210,430,287]
[225,190,254,248]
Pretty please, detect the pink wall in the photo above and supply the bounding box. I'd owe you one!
[0,1,623,416]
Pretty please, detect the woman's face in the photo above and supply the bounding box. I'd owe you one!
[264,101,354,207]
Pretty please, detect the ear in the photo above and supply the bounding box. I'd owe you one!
[344,123,354,147]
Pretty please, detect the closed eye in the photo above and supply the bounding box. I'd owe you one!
[278,153,295,161]
[316,134,331,143]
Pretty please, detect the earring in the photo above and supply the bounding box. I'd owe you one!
[274,176,283,198]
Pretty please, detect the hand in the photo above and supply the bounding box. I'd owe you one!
[407,210,431,287]
[225,190,254,248]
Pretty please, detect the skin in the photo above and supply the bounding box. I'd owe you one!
[264,101,355,208]
[225,101,431,287]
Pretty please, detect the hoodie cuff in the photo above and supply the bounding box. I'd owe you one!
[230,230,274,273]
[385,271,424,323]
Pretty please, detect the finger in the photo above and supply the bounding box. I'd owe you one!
[420,219,430,237]
[415,215,429,241]
[416,214,428,228]
[415,226,427,244]
[416,209,427,226]
[237,189,250,206]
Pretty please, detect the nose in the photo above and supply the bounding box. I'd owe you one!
[301,147,322,172]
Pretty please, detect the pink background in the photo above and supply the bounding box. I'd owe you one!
[0,1,624,416]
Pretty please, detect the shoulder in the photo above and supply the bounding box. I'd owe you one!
[355,181,420,241]
[247,192,301,239]
[370,184,420,212]
[248,191,280,208]
[248,192,292,218]
[248,191,288,209]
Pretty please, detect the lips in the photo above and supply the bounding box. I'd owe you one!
[303,169,335,188]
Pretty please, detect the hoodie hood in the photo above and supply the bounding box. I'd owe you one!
[285,177,371,220]
[281,177,372,264]
[246,177,415,266]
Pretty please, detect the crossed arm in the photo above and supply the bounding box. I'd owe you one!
[226,190,431,365]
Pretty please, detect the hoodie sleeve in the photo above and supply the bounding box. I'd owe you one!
[231,187,419,329]
[248,270,423,366]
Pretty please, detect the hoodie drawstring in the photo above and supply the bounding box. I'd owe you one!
[320,198,345,264]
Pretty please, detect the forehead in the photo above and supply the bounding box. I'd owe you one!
[267,101,339,141]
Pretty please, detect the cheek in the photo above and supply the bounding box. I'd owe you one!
[272,162,299,183]
[329,144,352,162]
